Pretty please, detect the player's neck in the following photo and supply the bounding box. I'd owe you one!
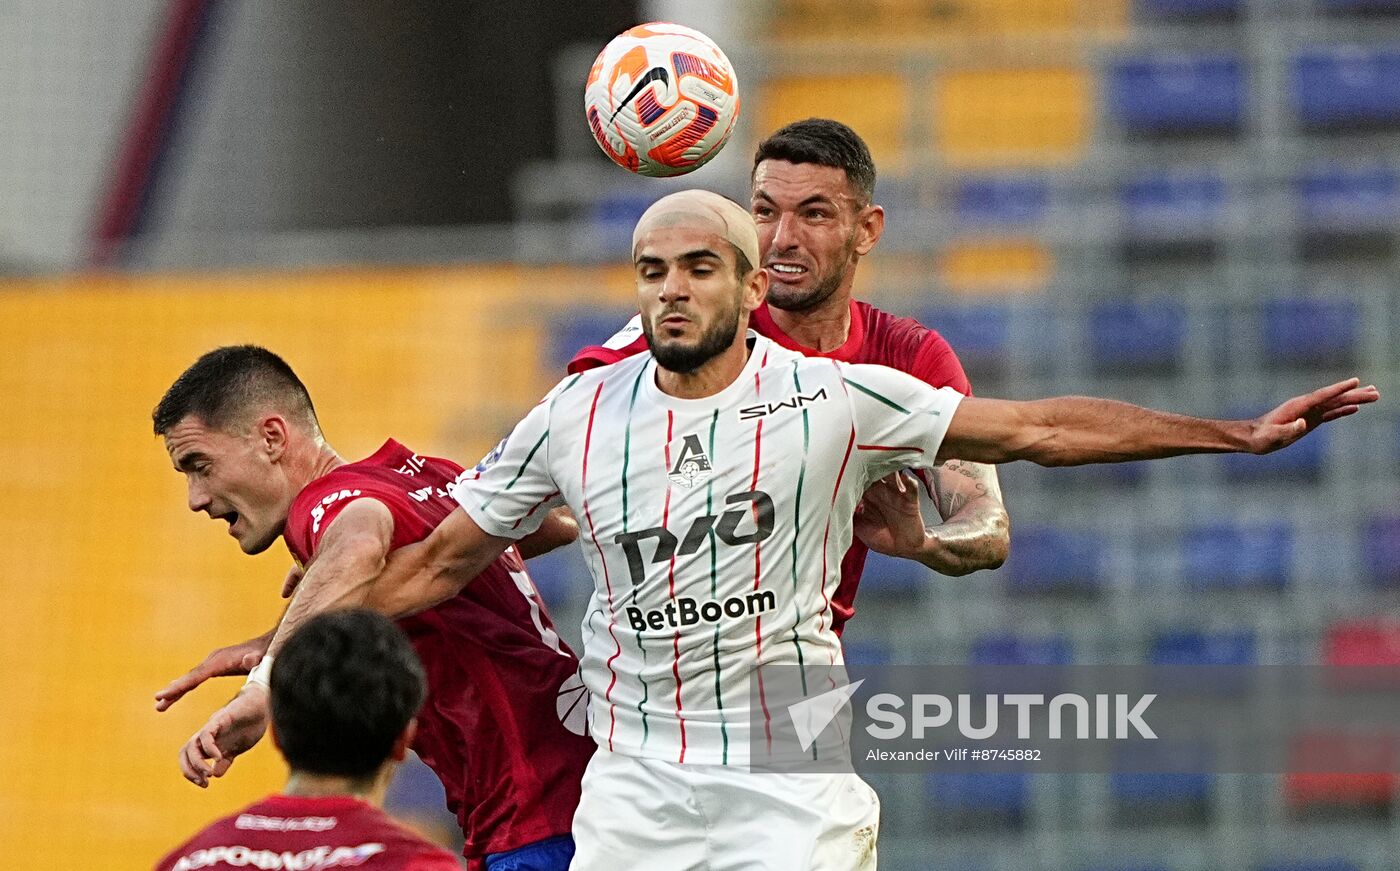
[306,441,346,483]
[767,287,853,353]
[283,769,387,807]
[655,337,752,400]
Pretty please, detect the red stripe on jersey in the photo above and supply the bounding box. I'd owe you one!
[510,490,561,530]
[857,444,924,453]
[661,410,688,762]
[580,381,621,751]
[751,346,774,746]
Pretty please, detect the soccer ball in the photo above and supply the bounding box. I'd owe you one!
[584,22,740,177]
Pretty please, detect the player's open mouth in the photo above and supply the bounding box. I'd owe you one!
[219,511,240,534]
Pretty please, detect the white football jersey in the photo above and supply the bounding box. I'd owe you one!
[454,334,962,765]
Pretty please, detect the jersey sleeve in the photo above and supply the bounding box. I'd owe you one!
[401,848,468,870]
[286,476,425,564]
[451,385,565,539]
[911,330,973,395]
[838,362,965,485]
[566,314,649,374]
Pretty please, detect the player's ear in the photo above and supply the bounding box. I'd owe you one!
[258,415,290,462]
[854,204,884,257]
[390,718,418,763]
[742,262,768,314]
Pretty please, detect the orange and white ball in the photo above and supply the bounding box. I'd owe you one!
[584,22,740,177]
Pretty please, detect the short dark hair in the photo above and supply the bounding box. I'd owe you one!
[752,118,877,205]
[153,345,318,436]
[271,609,427,780]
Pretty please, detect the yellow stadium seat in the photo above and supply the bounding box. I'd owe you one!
[768,0,1128,42]
[938,237,1054,292]
[932,66,1093,168]
[759,73,911,169]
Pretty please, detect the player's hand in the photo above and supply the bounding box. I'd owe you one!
[1248,378,1380,454]
[155,631,274,712]
[178,688,269,788]
[854,471,928,559]
[281,563,304,598]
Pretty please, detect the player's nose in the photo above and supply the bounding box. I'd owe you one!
[769,212,801,253]
[186,479,212,513]
[658,269,690,302]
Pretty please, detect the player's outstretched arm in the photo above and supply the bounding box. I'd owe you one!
[937,378,1379,466]
[154,625,276,712]
[363,506,515,619]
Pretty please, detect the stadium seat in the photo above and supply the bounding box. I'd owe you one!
[842,639,896,666]
[934,67,1092,167]
[969,633,1074,666]
[1291,46,1400,129]
[1258,296,1360,368]
[1149,630,1256,665]
[1322,617,1400,666]
[1180,522,1292,590]
[1135,0,1240,17]
[859,550,930,594]
[1120,169,1226,240]
[1088,299,1187,373]
[548,306,636,371]
[1004,526,1105,594]
[1363,515,1400,587]
[520,541,592,610]
[1109,741,1214,822]
[589,191,663,252]
[937,238,1054,292]
[953,175,1050,228]
[926,772,1029,826]
[1283,732,1396,815]
[1106,53,1245,135]
[1297,164,1400,233]
[920,302,1012,382]
[759,73,910,167]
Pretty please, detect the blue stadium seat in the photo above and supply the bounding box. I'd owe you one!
[1259,296,1361,368]
[386,754,448,813]
[1120,169,1226,239]
[1005,526,1105,594]
[1363,515,1400,587]
[1088,299,1187,372]
[843,639,896,666]
[1107,53,1245,134]
[1291,46,1400,129]
[926,772,1029,819]
[969,633,1074,666]
[859,550,929,594]
[1297,164,1400,232]
[1136,0,1241,17]
[1180,522,1293,589]
[1110,741,1214,811]
[1149,630,1256,665]
[953,176,1049,227]
[920,303,1012,380]
[548,306,636,370]
[1256,861,1359,871]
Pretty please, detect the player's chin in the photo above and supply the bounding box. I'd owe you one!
[238,529,280,556]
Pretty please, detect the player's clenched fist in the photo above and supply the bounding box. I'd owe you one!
[179,689,269,788]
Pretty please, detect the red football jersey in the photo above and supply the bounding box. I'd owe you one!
[567,300,973,635]
[155,794,460,871]
[283,440,594,861]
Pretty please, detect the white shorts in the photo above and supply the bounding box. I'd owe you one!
[569,749,880,871]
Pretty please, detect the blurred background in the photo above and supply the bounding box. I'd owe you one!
[2,0,1398,868]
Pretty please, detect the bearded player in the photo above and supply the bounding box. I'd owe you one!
[571,118,1010,638]
[156,610,462,871]
[151,346,592,871]
[316,190,1374,869]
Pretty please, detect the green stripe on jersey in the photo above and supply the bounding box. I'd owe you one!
[703,409,729,763]
[843,377,922,415]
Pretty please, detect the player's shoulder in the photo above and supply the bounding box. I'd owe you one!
[857,300,971,393]
[859,300,946,354]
